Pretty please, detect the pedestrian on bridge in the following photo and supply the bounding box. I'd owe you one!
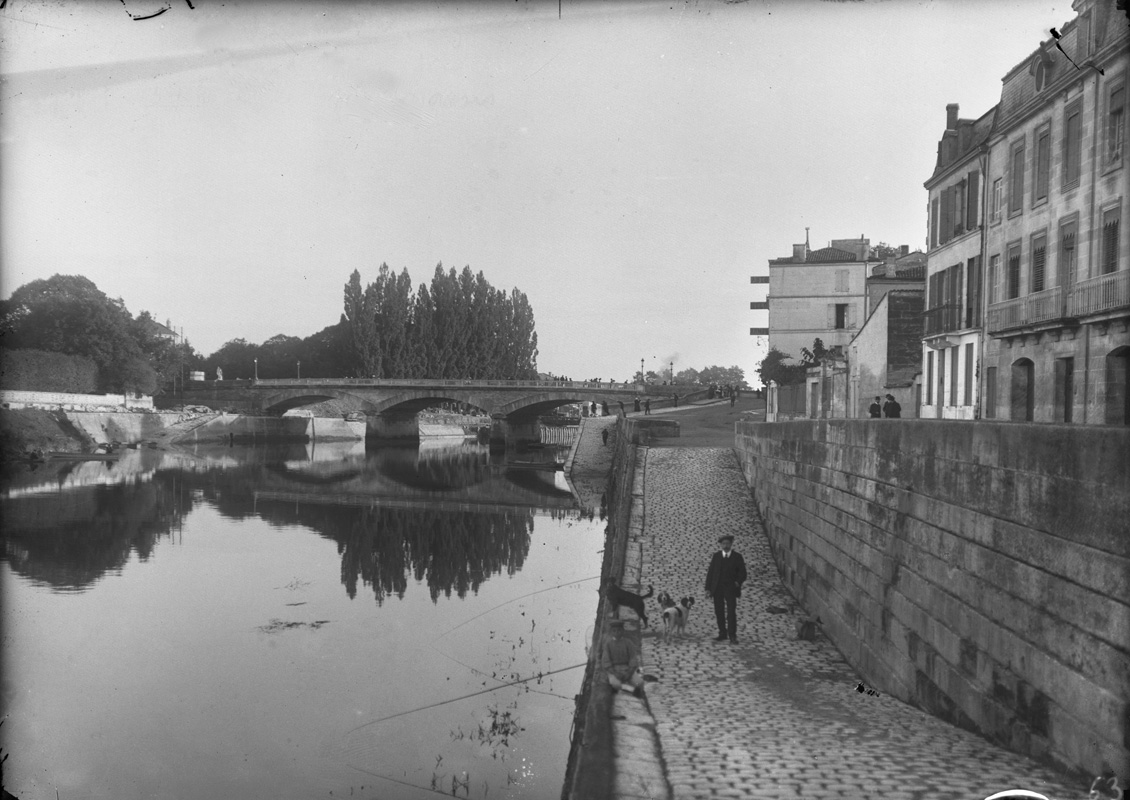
[705,534,747,644]
[601,400,609,416]
[644,398,651,415]
[634,397,641,413]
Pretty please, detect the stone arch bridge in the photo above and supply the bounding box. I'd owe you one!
[168,378,686,447]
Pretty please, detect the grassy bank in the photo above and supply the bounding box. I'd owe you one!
[0,408,92,461]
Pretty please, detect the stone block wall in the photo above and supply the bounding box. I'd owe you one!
[734,418,1129,780]
[1,389,154,410]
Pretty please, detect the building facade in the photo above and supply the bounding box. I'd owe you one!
[767,235,873,363]
[922,104,994,420]
[981,0,1128,424]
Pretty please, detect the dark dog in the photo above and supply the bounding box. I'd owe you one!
[604,578,653,628]
[660,595,695,641]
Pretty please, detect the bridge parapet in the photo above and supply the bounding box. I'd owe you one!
[249,378,654,393]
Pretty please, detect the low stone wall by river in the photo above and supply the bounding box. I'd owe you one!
[734,418,1129,779]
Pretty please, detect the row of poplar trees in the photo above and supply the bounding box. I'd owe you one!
[343,264,539,380]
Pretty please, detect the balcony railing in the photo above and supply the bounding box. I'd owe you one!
[924,303,963,335]
[1069,270,1130,317]
[987,286,1065,333]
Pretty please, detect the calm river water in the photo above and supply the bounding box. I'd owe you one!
[1,438,604,800]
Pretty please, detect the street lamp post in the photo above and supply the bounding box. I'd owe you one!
[670,361,674,383]
[254,358,258,380]
[297,361,301,379]
[640,358,644,384]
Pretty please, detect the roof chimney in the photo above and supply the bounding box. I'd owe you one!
[946,103,959,131]
[793,243,807,262]
[900,244,909,257]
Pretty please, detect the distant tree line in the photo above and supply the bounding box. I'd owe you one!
[631,364,749,388]
[0,264,540,393]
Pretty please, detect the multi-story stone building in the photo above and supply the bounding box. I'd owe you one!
[981,0,1128,424]
[922,104,993,419]
[766,233,873,363]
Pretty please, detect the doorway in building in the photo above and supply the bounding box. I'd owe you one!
[1106,346,1130,425]
[1010,358,1035,421]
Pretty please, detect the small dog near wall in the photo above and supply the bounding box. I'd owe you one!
[658,594,695,641]
[604,578,653,628]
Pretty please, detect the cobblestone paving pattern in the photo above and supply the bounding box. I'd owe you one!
[636,447,1088,800]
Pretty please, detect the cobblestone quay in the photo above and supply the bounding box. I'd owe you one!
[619,446,1086,800]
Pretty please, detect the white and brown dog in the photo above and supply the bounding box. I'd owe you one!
[657,592,695,642]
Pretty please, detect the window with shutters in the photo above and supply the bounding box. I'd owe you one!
[931,196,940,248]
[985,367,998,418]
[1031,233,1047,293]
[963,343,974,406]
[990,178,1002,224]
[938,348,947,408]
[926,352,934,405]
[1103,206,1121,275]
[835,270,849,293]
[950,346,959,406]
[1009,139,1025,216]
[966,256,981,327]
[1034,125,1051,204]
[954,179,966,238]
[1059,219,1077,288]
[1007,242,1022,299]
[1063,102,1082,189]
[1108,84,1125,167]
[989,254,1001,305]
[966,170,979,230]
[940,185,954,244]
[834,304,848,329]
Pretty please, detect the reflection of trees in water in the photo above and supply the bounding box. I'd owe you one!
[377,446,491,492]
[252,498,533,605]
[2,450,546,601]
[0,477,192,591]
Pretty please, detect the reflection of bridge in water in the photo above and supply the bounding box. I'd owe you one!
[169,378,661,446]
[250,441,584,514]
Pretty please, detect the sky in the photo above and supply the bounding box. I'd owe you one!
[0,0,1072,384]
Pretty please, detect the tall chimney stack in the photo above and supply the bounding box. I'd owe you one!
[946,103,959,131]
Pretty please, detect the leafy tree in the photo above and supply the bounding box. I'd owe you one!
[344,269,380,377]
[757,348,807,386]
[209,338,260,380]
[0,275,149,393]
[131,311,199,393]
[341,262,539,380]
[800,337,832,365]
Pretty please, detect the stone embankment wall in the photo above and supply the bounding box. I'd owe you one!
[565,416,651,800]
[734,419,1128,780]
[67,412,187,445]
[180,415,365,443]
[1,389,154,410]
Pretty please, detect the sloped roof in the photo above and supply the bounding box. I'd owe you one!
[807,247,857,263]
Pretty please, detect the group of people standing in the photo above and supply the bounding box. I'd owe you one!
[869,394,902,418]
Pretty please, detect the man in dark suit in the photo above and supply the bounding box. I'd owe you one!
[705,534,747,644]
